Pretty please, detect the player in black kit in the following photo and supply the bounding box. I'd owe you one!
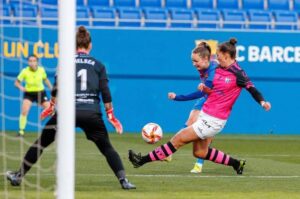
[6,26,136,190]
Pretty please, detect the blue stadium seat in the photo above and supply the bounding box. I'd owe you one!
[40,7,58,25]
[169,9,193,28]
[268,0,290,10]
[191,0,214,9]
[295,0,300,10]
[77,6,90,26]
[1,5,11,24]
[217,0,239,9]
[12,4,38,25]
[91,7,116,26]
[41,0,58,6]
[248,10,272,29]
[9,0,33,6]
[140,0,162,8]
[165,0,187,8]
[274,11,298,30]
[88,0,110,7]
[195,9,221,29]
[118,8,142,27]
[114,0,136,7]
[77,0,85,6]
[242,0,264,10]
[222,10,247,29]
[143,8,167,27]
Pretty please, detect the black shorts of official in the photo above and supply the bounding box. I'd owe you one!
[24,90,48,104]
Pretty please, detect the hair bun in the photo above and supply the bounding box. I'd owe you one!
[229,38,237,46]
[78,26,87,34]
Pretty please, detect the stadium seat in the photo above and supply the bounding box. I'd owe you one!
[165,0,187,8]
[41,0,58,6]
[140,0,162,8]
[217,0,239,9]
[77,7,90,26]
[195,9,221,29]
[268,0,290,10]
[248,10,272,29]
[1,5,12,25]
[12,4,38,25]
[191,0,214,9]
[88,0,110,7]
[274,11,298,30]
[222,10,247,29]
[169,9,193,28]
[9,0,33,6]
[295,0,300,10]
[143,8,168,27]
[40,7,58,25]
[114,0,136,7]
[91,7,116,26]
[242,0,264,10]
[118,8,142,27]
[77,0,85,6]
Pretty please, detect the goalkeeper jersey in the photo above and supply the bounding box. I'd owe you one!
[17,66,47,92]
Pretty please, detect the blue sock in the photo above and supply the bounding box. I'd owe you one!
[196,158,204,165]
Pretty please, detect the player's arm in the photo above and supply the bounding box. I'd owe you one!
[236,70,271,111]
[100,77,123,134]
[43,78,53,90]
[168,90,205,101]
[14,79,26,92]
[40,76,57,120]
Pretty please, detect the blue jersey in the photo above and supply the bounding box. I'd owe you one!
[174,60,217,110]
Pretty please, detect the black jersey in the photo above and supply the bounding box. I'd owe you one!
[75,52,110,112]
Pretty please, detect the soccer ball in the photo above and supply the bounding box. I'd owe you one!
[141,123,163,144]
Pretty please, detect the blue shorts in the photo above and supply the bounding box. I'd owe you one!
[192,97,207,110]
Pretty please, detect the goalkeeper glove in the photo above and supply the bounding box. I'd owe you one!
[40,98,55,120]
[106,108,123,134]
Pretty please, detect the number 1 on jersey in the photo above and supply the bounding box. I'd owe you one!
[77,69,87,91]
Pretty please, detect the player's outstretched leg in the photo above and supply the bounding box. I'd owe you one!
[190,158,204,173]
[129,141,177,168]
[204,147,246,175]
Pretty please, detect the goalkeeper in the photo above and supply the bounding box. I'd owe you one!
[6,26,135,190]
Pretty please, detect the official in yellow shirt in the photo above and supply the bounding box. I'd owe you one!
[14,55,53,136]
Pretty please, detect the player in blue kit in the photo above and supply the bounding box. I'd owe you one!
[168,42,217,173]
[6,26,135,190]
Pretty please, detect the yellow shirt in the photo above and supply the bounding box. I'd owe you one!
[17,66,47,92]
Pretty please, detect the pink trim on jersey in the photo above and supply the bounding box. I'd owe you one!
[215,151,225,163]
[202,62,246,120]
[209,148,216,160]
[225,155,230,165]
[163,144,172,155]
[149,152,156,161]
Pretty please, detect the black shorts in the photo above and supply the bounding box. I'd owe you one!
[24,91,48,104]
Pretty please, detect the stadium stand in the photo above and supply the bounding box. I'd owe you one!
[169,8,193,28]
[118,8,142,27]
[268,0,290,10]
[248,10,273,29]
[191,0,214,9]
[1,4,11,24]
[40,7,58,25]
[144,8,168,27]
[88,0,110,7]
[91,7,116,27]
[114,0,136,7]
[77,6,90,26]
[222,10,247,29]
[195,9,221,28]
[165,0,187,8]
[217,0,239,9]
[242,0,265,10]
[139,0,162,8]
[273,10,298,29]
[13,4,38,25]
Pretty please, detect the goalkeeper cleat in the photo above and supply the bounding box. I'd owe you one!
[190,163,203,174]
[163,155,172,162]
[120,178,136,190]
[6,171,22,186]
[128,150,143,168]
[234,160,246,175]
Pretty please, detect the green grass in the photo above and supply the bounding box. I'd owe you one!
[1,133,300,199]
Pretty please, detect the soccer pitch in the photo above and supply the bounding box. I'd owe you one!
[1,133,300,199]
